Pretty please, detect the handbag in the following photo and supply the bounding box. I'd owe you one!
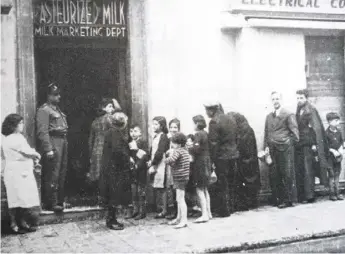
[209,170,217,185]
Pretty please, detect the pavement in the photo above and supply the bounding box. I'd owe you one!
[2,198,345,253]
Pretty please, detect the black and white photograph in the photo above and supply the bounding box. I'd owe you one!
[1,0,345,252]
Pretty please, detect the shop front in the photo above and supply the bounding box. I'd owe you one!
[1,0,148,214]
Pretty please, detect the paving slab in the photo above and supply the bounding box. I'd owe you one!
[2,199,345,253]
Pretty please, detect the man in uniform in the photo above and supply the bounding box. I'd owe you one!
[204,102,239,217]
[264,92,299,209]
[36,83,68,212]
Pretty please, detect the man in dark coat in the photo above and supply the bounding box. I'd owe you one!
[205,102,239,217]
[36,83,68,212]
[99,112,131,230]
[228,112,261,211]
[264,92,299,209]
[295,89,330,203]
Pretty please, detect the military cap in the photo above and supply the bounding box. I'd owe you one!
[326,112,340,122]
[47,83,60,95]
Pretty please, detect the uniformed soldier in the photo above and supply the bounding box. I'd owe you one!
[36,83,68,212]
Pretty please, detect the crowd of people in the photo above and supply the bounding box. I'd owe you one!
[1,84,344,234]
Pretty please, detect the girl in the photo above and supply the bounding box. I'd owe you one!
[165,132,190,229]
[147,116,170,218]
[99,112,131,230]
[2,114,41,234]
[189,115,212,223]
[166,118,180,220]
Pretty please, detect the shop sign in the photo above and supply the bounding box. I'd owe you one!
[229,0,345,16]
[33,0,127,38]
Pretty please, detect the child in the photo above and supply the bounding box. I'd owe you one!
[2,114,41,234]
[165,118,181,220]
[147,116,170,218]
[189,115,213,222]
[325,112,344,201]
[128,124,149,220]
[165,132,191,229]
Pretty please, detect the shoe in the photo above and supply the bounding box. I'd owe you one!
[10,224,26,235]
[130,212,139,219]
[194,217,209,223]
[106,221,124,230]
[307,198,315,203]
[154,212,166,219]
[337,195,344,200]
[330,196,337,201]
[134,213,146,220]
[174,223,187,229]
[278,202,293,209]
[166,213,177,220]
[168,219,179,226]
[20,221,37,233]
[52,205,64,212]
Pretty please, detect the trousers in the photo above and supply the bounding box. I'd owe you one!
[295,146,315,202]
[214,159,237,216]
[41,137,68,207]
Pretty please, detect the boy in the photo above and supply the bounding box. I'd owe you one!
[129,124,149,219]
[165,132,190,229]
[325,112,345,201]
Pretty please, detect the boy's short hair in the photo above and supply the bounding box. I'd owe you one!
[171,132,187,147]
[326,112,340,122]
[296,89,309,98]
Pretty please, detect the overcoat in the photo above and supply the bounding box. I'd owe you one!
[2,134,40,208]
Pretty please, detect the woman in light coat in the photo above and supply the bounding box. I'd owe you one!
[2,114,41,234]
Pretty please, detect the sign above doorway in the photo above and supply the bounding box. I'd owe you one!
[33,0,127,38]
[228,0,345,21]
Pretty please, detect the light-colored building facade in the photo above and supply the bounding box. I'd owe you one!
[1,0,345,208]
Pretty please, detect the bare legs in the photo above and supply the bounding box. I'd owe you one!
[168,188,187,228]
[195,187,212,223]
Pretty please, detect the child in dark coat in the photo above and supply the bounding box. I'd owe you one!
[129,124,149,219]
[325,112,345,201]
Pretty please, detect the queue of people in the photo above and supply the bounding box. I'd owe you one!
[1,84,344,234]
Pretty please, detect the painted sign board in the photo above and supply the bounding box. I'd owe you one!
[33,0,127,38]
[229,0,345,20]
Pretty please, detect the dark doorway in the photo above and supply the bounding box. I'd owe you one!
[35,45,129,206]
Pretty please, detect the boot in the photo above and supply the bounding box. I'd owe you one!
[106,207,124,230]
[335,178,344,200]
[9,208,25,235]
[134,197,146,220]
[329,178,337,201]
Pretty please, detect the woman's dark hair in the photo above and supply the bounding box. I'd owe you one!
[2,114,23,136]
[169,118,181,131]
[153,116,168,134]
[192,115,207,130]
[171,132,187,147]
[187,134,195,142]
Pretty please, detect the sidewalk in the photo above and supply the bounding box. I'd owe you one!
[2,198,345,253]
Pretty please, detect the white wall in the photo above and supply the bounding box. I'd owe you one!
[234,28,306,149]
[145,0,236,135]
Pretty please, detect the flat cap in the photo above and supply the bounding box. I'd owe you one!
[326,112,340,122]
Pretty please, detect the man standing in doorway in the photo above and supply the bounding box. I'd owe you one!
[295,89,330,203]
[264,92,299,209]
[36,83,68,212]
[204,102,239,217]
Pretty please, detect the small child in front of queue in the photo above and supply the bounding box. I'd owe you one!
[128,124,149,220]
[325,112,345,201]
[165,132,190,229]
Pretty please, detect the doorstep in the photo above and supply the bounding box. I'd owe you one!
[38,206,107,226]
